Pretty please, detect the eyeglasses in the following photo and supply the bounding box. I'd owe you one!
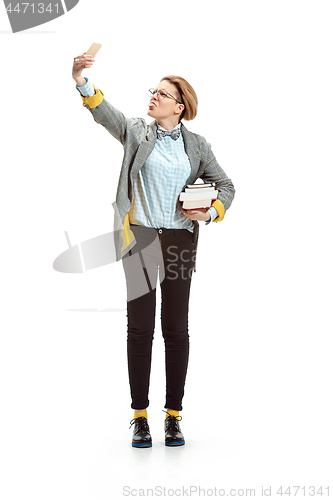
[149,88,184,105]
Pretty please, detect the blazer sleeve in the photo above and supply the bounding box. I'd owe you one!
[79,83,131,145]
[199,141,235,222]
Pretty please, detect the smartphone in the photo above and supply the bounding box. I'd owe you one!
[86,43,102,57]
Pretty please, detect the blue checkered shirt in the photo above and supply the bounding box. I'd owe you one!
[76,78,218,228]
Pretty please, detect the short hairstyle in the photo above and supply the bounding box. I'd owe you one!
[159,75,198,122]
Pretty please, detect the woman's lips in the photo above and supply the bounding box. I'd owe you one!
[148,102,156,108]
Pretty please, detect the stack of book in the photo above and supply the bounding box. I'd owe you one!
[179,183,218,209]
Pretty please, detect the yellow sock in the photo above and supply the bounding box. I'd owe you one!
[134,410,148,420]
[166,409,179,419]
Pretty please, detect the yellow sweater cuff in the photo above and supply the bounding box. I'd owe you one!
[80,84,104,108]
[211,199,225,222]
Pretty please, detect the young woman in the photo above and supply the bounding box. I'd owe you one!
[72,52,235,448]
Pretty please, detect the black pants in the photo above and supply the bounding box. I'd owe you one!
[122,224,196,411]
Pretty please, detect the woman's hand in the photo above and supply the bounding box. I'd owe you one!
[180,204,211,222]
[72,53,95,83]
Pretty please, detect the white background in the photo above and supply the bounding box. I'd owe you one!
[1,1,332,498]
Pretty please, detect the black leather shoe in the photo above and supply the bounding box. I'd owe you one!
[164,412,185,446]
[129,417,152,448]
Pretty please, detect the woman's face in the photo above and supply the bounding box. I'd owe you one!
[147,80,184,124]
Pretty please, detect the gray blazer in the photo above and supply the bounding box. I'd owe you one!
[79,85,235,272]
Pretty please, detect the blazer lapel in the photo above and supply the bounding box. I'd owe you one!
[130,121,157,178]
[181,123,201,183]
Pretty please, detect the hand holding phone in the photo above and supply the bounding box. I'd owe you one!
[72,44,101,82]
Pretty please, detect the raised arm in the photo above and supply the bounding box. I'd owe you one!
[72,52,130,145]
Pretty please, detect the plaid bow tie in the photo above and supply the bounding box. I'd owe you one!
[156,127,181,140]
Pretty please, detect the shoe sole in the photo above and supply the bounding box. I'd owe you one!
[132,443,152,448]
[165,441,185,446]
